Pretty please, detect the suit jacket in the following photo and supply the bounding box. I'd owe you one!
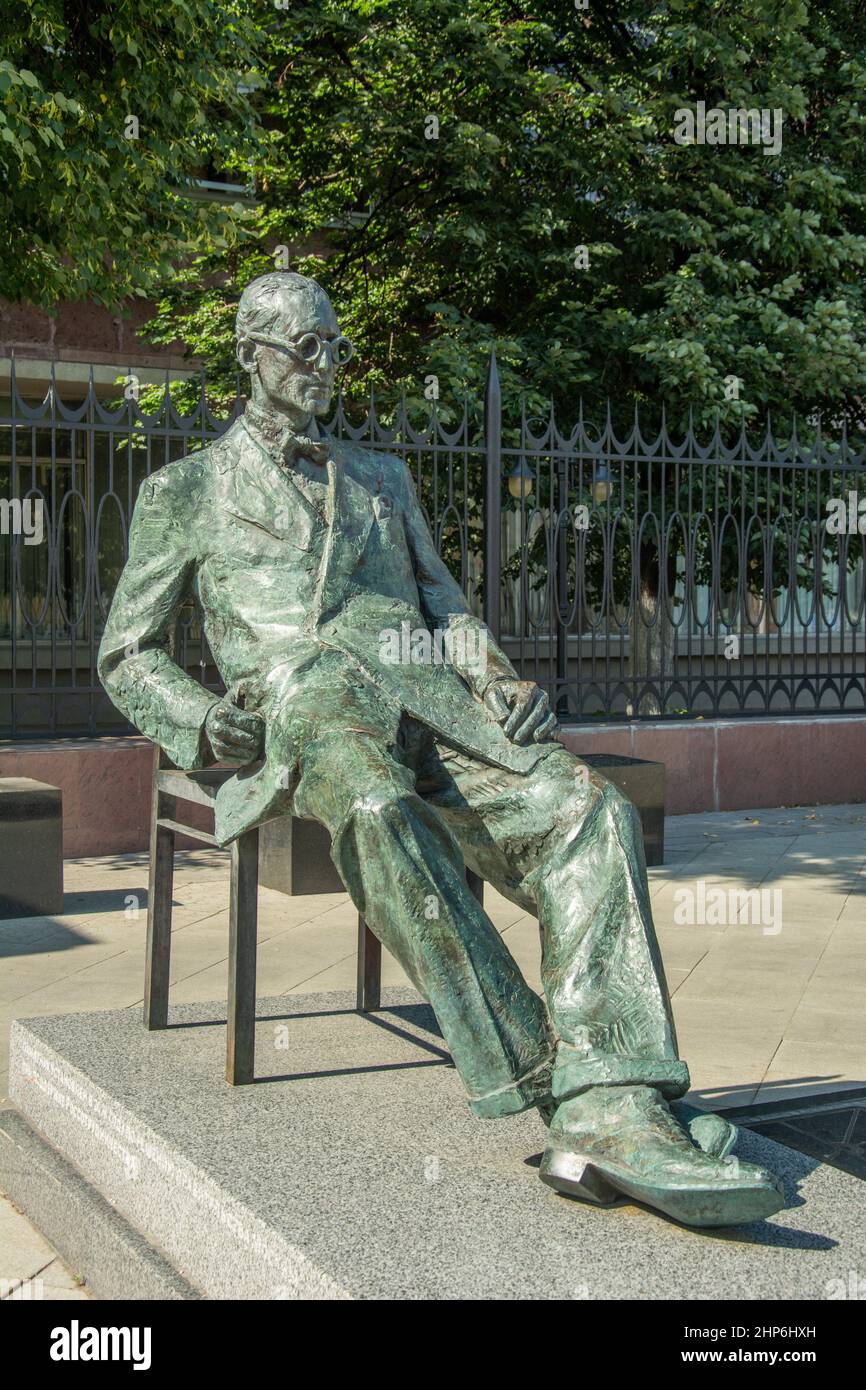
[98,411,551,842]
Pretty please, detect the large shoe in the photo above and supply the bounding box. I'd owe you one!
[540,1085,784,1228]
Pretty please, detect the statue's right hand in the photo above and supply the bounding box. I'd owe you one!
[205,703,265,766]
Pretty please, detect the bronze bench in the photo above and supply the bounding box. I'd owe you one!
[146,749,484,1085]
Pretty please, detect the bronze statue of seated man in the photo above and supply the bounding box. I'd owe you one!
[99,272,784,1228]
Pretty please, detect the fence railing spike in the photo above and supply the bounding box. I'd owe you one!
[484,350,502,642]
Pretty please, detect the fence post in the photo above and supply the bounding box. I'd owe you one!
[483,352,502,641]
[556,455,570,715]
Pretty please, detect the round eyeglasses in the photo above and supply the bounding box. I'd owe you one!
[251,331,355,368]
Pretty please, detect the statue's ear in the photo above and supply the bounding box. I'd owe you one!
[236,336,258,375]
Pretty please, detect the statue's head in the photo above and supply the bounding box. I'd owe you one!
[235,271,353,424]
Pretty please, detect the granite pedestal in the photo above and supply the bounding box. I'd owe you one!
[0,777,63,917]
[3,991,858,1300]
[258,814,344,895]
[579,753,665,865]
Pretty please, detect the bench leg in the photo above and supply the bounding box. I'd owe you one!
[145,821,174,1030]
[356,916,382,1012]
[227,828,259,1085]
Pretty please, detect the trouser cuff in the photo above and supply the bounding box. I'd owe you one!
[468,1052,556,1119]
[552,1050,690,1103]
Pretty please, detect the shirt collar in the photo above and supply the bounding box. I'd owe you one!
[242,402,332,468]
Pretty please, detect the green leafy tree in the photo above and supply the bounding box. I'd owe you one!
[142,0,866,437]
[0,0,261,306]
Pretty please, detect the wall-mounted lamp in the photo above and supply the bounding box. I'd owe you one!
[592,462,611,505]
[508,457,535,499]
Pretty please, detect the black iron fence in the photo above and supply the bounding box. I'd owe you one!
[1,358,864,738]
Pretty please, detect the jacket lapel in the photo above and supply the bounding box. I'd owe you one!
[217,421,317,551]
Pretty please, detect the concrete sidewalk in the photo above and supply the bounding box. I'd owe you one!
[2,801,864,1298]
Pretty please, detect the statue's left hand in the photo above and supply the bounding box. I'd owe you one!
[483,679,558,746]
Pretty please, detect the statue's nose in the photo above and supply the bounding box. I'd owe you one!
[316,342,338,371]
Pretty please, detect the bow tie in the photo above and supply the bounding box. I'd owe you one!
[287,433,331,467]
[243,406,332,469]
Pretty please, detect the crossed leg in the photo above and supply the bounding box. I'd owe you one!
[417,739,788,1225]
[417,739,690,1105]
[291,719,688,1114]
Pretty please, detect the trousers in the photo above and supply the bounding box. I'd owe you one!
[281,687,689,1118]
